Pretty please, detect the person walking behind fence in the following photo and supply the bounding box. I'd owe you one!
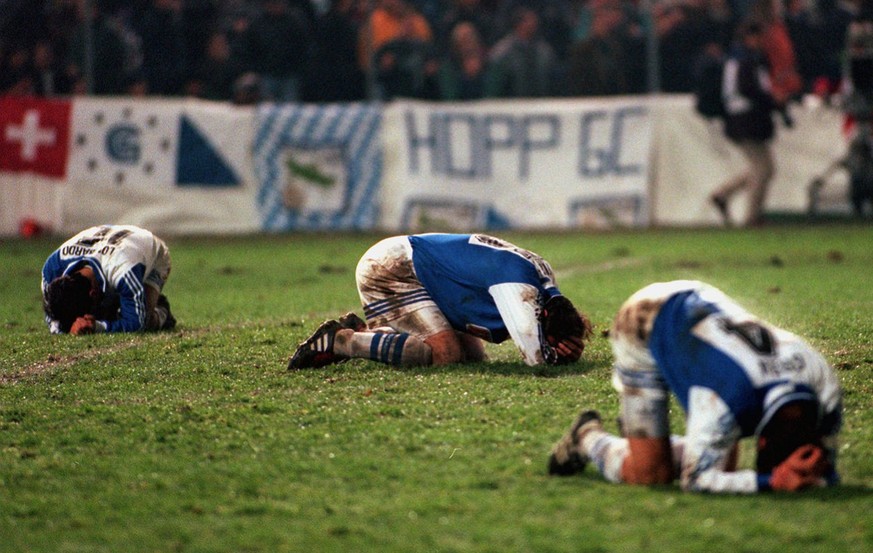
[709,21,783,227]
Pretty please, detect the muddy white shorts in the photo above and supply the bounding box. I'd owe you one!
[355,236,452,339]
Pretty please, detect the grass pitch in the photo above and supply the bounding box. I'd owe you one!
[1,226,872,552]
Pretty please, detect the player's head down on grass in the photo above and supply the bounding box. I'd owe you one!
[289,233,593,370]
[756,397,835,476]
[548,280,842,494]
[41,225,175,335]
[43,271,96,333]
[541,295,593,364]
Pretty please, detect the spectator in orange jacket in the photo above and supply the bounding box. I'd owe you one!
[358,0,433,71]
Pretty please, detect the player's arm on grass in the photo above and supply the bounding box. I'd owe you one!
[679,388,769,493]
[101,266,149,333]
[41,274,64,334]
[819,404,842,486]
[489,282,557,366]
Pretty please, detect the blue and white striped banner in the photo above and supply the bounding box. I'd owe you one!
[253,103,381,231]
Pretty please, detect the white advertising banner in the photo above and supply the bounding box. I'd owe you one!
[649,95,850,225]
[380,98,653,231]
[0,95,853,237]
[62,98,259,235]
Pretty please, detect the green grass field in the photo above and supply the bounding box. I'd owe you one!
[2,226,872,552]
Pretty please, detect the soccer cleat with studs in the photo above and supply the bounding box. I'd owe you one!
[547,410,603,476]
[288,319,347,370]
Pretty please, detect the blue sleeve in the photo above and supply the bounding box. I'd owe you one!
[821,402,842,487]
[41,251,67,333]
[42,250,66,290]
[103,264,148,333]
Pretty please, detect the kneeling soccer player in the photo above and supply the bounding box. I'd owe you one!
[548,280,842,493]
[288,233,592,369]
[42,224,176,335]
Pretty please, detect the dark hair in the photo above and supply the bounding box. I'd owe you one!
[756,400,821,473]
[44,272,94,332]
[541,295,593,346]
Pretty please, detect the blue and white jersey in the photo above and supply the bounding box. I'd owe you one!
[647,284,842,439]
[409,234,562,364]
[41,225,169,333]
[611,281,842,493]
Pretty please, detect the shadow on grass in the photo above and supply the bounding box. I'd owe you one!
[775,483,873,501]
[567,473,873,501]
[402,358,599,378]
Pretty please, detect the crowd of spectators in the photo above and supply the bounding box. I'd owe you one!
[0,0,865,104]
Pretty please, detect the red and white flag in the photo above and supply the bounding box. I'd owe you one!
[0,97,72,178]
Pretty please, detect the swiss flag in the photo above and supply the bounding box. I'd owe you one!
[0,97,72,178]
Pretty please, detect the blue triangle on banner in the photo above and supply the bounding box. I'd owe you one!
[176,115,239,186]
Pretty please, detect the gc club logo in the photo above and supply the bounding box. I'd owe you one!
[105,124,141,164]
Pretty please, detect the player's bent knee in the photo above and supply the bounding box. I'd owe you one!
[458,333,486,362]
[426,331,465,365]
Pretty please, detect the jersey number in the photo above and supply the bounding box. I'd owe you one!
[720,319,776,355]
[76,227,132,248]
